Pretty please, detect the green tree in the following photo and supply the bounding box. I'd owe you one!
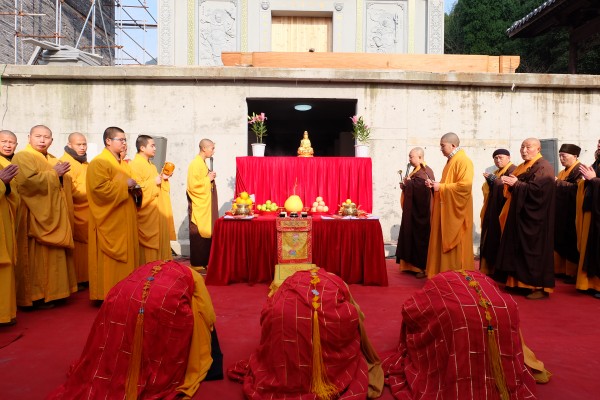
[445,0,600,74]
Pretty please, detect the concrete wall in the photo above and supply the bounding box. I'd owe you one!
[1,64,599,255]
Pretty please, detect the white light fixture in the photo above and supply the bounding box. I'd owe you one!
[294,104,312,111]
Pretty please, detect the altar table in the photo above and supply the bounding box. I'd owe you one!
[235,157,373,213]
[205,215,388,286]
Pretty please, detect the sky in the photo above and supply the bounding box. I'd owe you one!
[118,0,459,65]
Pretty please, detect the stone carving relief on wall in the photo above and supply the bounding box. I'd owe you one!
[159,0,173,65]
[427,0,444,54]
[198,0,238,66]
[365,1,406,53]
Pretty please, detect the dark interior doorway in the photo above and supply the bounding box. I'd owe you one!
[247,98,357,156]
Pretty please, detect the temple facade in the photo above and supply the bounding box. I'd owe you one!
[158,0,445,66]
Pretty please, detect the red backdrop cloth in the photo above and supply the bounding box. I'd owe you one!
[381,271,537,400]
[227,268,371,399]
[205,216,388,286]
[48,261,197,400]
[235,157,373,213]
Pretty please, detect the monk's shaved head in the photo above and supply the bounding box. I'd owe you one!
[68,132,86,143]
[520,137,541,161]
[0,130,17,140]
[410,147,424,158]
[441,132,460,146]
[523,137,541,149]
[199,138,214,150]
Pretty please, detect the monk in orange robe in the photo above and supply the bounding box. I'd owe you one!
[576,140,600,297]
[48,260,218,399]
[553,144,582,283]
[425,132,475,278]
[479,148,516,275]
[396,147,435,278]
[86,127,139,301]
[12,125,77,306]
[187,139,218,269]
[130,135,172,264]
[60,132,90,287]
[0,131,19,324]
[496,138,555,299]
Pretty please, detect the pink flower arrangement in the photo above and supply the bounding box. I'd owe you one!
[350,115,370,143]
[248,112,267,143]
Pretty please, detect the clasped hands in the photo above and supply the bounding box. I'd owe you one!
[580,164,597,180]
[53,161,71,177]
[425,178,440,191]
[500,175,518,187]
[0,164,18,184]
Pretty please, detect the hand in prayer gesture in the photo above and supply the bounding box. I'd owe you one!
[54,161,71,177]
[501,174,518,187]
[127,178,138,189]
[425,178,440,191]
[580,164,597,180]
[0,163,18,184]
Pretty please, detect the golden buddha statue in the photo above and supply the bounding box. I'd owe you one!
[297,131,314,157]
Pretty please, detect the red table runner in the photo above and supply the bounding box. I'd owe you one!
[235,157,373,213]
[205,215,388,286]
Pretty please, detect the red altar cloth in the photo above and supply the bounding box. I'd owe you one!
[205,215,387,286]
[235,157,373,213]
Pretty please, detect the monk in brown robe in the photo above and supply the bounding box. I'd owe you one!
[554,144,582,284]
[396,147,434,278]
[187,139,218,270]
[576,140,600,298]
[479,148,516,275]
[425,132,475,278]
[496,138,555,299]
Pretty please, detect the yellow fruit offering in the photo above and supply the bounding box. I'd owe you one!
[345,199,352,205]
[240,192,249,200]
[284,195,303,212]
[235,197,243,204]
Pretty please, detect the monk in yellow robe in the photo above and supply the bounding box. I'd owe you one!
[187,139,218,269]
[425,132,474,278]
[12,125,77,306]
[60,132,90,286]
[130,135,172,264]
[0,132,19,324]
[86,127,139,301]
[0,130,19,323]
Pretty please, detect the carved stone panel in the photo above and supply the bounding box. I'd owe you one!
[158,0,174,65]
[365,1,407,54]
[427,0,444,54]
[198,0,238,66]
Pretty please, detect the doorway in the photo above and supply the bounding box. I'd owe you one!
[271,16,333,52]
[246,98,356,156]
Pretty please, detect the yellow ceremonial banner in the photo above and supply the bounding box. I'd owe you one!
[276,217,312,264]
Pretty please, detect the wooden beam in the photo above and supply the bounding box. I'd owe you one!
[570,14,600,43]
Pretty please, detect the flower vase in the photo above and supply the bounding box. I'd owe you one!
[354,143,370,158]
[251,143,266,157]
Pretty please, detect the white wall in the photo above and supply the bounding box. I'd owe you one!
[2,65,599,254]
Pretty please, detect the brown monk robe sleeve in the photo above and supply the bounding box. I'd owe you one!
[554,164,582,264]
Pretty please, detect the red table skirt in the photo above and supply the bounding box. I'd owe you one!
[235,157,373,213]
[205,215,388,286]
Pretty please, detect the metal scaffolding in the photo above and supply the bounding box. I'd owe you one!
[0,0,158,65]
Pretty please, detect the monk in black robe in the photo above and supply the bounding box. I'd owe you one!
[479,148,516,275]
[554,143,582,283]
[576,142,600,296]
[396,147,434,278]
[495,138,555,299]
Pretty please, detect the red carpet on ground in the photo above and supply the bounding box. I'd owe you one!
[1,259,599,399]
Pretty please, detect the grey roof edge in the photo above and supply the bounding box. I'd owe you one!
[507,0,564,37]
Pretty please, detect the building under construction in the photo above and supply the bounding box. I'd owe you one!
[0,1,120,65]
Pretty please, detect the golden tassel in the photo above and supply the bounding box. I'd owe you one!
[125,308,145,400]
[487,326,509,400]
[310,309,339,400]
